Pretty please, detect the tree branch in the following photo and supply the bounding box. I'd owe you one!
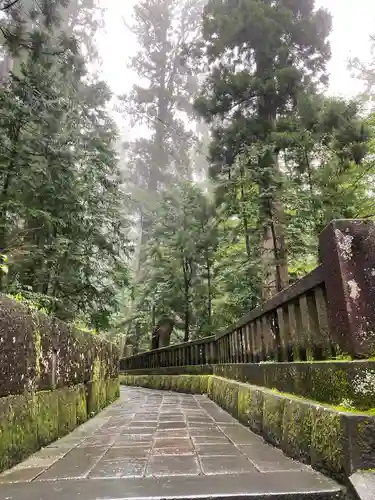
[1,0,21,10]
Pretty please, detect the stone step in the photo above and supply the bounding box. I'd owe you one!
[0,473,345,500]
[350,471,375,500]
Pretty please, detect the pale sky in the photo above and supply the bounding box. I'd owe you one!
[96,0,375,129]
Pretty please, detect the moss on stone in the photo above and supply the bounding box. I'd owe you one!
[271,387,375,416]
[35,390,59,447]
[311,406,346,479]
[208,376,238,418]
[0,383,115,474]
[58,387,78,434]
[214,361,375,410]
[342,415,375,472]
[120,365,214,377]
[106,378,120,405]
[120,374,210,395]
[34,327,42,380]
[262,391,285,446]
[237,384,263,434]
[87,380,106,416]
[1,394,39,471]
[199,375,210,393]
[311,367,351,407]
[282,399,313,463]
[75,385,88,425]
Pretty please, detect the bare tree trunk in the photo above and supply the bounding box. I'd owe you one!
[261,171,288,298]
[239,165,251,259]
[206,255,212,326]
[182,256,191,342]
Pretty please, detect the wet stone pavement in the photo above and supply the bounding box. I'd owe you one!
[0,387,344,499]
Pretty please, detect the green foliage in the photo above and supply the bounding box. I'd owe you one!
[121,1,375,351]
[132,182,218,344]
[191,0,374,296]
[0,0,131,331]
[0,254,8,275]
[2,0,375,351]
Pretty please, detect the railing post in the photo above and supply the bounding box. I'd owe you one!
[320,219,375,358]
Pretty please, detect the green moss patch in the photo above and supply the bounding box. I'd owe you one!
[282,399,313,463]
[311,406,347,479]
[120,374,210,395]
[237,384,263,434]
[120,365,214,376]
[0,385,84,473]
[0,378,120,475]
[214,361,375,411]
[262,391,285,447]
[35,390,59,447]
[208,376,239,418]
[106,378,120,405]
[0,296,119,398]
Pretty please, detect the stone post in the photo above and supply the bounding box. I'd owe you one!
[124,345,134,358]
[319,219,375,358]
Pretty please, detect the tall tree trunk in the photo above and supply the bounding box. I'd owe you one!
[239,165,251,259]
[260,165,289,299]
[255,52,289,299]
[182,256,190,342]
[206,255,212,326]
[138,40,169,275]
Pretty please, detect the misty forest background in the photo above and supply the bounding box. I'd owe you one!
[0,0,374,352]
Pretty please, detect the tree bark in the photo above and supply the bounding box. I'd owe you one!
[206,254,212,326]
[182,255,191,342]
[239,165,251,259]
[255,52,289,299]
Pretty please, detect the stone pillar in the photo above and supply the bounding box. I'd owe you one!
[124,345,134,358]
[151,318,173,350]
[320,219,375,358]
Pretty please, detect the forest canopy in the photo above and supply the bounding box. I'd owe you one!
[0,0,374,352]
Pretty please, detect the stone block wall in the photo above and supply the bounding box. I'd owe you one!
[0,295,120,473]
[126,362,375,411]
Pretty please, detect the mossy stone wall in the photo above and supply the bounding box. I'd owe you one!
[122,360,375,411]
[0,296,121,474]
[0,379,120,474]
[214,362,375,411]
[119,365,214,376]
[0,295,119,397]
[120,374,210,394]
[120,373,375,481]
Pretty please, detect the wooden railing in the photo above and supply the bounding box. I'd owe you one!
[215,265,331,363]
[120,335,216,371]
[120,220,375,370]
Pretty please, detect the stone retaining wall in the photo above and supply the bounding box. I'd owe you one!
[121,361,375,411]
[214,362,375,411]
[0,296,120,473]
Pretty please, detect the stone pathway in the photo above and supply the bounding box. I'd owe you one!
[0,387,344,499]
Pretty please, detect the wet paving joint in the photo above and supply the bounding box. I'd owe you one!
[0,386,344,499]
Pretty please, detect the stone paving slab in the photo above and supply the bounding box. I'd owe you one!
[0,387,345,499]
[0,474,345,500]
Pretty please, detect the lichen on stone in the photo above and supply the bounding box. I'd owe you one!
[353,370,375,397]
[335,229,353,261]
[347,279,361,300]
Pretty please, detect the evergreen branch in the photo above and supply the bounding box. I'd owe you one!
[1,0,21,10]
